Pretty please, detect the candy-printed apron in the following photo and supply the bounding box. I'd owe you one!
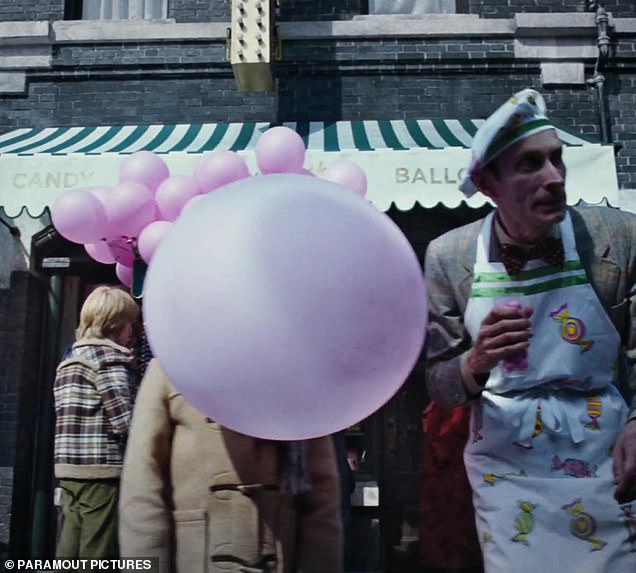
[464,212,636,572]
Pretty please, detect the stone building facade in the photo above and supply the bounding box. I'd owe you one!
[1,1,635,570]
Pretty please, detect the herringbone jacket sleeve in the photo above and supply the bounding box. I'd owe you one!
[626,282,636,419]
[573,206,636,420]
[615,212,636,419]
[424,221,480,407]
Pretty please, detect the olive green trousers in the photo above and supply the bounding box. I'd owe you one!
[56,478,120,559]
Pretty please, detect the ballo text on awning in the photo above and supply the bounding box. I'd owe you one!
[395,166,467,185]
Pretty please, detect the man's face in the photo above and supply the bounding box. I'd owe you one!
[477,130,567,242]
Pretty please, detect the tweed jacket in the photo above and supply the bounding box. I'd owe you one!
[424,205,636,419]
[119,359,343,573]
[54,337,134,479]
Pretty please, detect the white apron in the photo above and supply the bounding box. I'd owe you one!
[464,212,636,572]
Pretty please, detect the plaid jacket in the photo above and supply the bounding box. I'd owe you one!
[425,205,636,420]
[54,337,134,479]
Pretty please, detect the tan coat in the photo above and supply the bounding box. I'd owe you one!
[119,359,343,573]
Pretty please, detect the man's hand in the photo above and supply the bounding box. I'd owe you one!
[614,419,636,503]
[467,303,534,375]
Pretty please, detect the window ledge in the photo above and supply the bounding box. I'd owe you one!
[52,19,229,43]
[6,14,634,46]
[0,21,49,45]
[280,17,513,39]
[613,17,636,34]
[515,12,598,37]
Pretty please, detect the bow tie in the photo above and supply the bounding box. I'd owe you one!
[500,236,565,276]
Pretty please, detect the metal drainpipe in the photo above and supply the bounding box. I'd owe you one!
[30,274,63,558]
[586,4,612,144]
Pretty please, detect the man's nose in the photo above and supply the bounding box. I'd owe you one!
[544,159,565,186]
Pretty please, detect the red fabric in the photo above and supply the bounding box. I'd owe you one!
[419,402,482,569]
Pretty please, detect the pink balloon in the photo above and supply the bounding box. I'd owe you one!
[108,237,136,267]
[255,126,306,174]
[86,185,112,202]
[143,174,427,440]
[155,175,201,221]
[194,151,250,193]
[84,185,112,232]
[115,263,134,288]
[119,151,170,195]
[51,188,109,244]
[321,160,368,197]
[102,181,157,239]
[85,240,116,265]
[137,220,173,264]
[85,186,115,237]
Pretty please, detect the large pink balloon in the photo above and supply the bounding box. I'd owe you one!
[179,194,206,217]
[137,220,173,264]
[102,181,157,239]
[115,262,133,288]
[321,160,368,197]
[194,151,250,193]
[155,175,201,221]
[255,126,306,174]
[85,240,116,265]
[51,189,109,244]
[119,151,170,195]
[143,174,427,440]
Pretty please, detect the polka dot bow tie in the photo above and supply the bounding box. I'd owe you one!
[500,236,565,276]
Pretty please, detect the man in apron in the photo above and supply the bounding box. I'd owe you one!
[424,88,636,572]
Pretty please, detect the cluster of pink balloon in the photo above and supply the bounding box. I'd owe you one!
[52,124,428,441]
[50,126,368,287]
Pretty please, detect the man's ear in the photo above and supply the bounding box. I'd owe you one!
[472,169,497,200]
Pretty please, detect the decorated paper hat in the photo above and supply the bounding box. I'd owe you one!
[460,89,555,197]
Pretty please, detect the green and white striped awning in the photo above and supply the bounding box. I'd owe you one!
[0,120,618,217]
[0,119,598,155]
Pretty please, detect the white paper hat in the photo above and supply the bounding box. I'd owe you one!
[460,89,555,197]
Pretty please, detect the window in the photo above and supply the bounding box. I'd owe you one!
[79,0,167,20]
[368,0,457,14]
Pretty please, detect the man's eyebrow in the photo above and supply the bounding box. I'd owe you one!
[515,149,544,163]
[518,144,562,159]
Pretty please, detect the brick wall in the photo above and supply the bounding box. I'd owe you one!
[0,73,542,131]
[0,467,12,550]
[0,271,47,556]
[278,0,361,20]
[470,0,633,18]
[0,273,36,470]
[171,0,229,22]
[609,77,636,189]
[0,1,63,21]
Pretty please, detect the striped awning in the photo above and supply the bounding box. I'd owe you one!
[0,120,618,217]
